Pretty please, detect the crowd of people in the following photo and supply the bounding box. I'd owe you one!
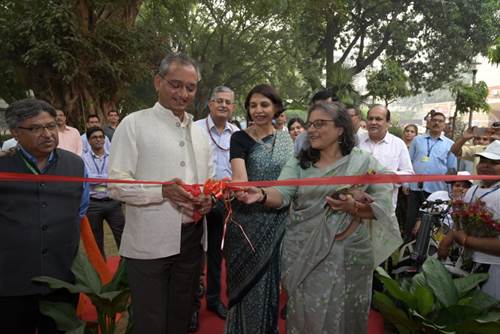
[1,52,500,334]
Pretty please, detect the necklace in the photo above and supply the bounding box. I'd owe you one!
[248,126,277,151]
[205,118,233,151]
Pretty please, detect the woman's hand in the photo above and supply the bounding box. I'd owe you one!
[349,189,374,204]
[325,193,357,215]
[235,187,262,204]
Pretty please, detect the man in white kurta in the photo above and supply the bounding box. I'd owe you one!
[108,54,214,334]
[358,105,414,208]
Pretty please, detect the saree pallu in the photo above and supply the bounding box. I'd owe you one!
[224,131,293,334]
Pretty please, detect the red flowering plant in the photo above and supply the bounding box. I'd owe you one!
[451,199,500,237]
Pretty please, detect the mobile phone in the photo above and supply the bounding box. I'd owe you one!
[473,127,487,136]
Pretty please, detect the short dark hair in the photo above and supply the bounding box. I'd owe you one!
[298,101,356,169]
[86,114,100,122]
[368,104,391,121]
[157,53,200,81]
[107,110,119,116]
[244,84,284,120]
[5,98,56,129]
[310,89,332,104]
[345,104,361,116]
[86,126,105,140]
[431,112,446,120]
[287,117,305,131]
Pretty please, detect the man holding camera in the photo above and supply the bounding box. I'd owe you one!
[450,122,500,174]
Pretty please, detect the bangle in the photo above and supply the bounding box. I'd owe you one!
[258,188,267,204]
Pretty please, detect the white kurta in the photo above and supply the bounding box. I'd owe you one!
[108,102,214,259]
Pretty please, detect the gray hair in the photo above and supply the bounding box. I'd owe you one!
[210,86,234,100]
[5,98,56,129]
[157,53,201,81]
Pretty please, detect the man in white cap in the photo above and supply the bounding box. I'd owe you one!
[438,140,500,299]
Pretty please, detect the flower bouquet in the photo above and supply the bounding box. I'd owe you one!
[451,199,500,237]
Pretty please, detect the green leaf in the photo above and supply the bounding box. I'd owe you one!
[372,291,420,331]
[90,289,131,316]
[411,272,427,290]
[414,285,434,317]
[39,301,85,332]
[476,311,500,323]
[434,305,481,329]
[102,258,127,293]
[377,273,417,309]
[72,247,102,294]
[467,290,500,311]
[457,319,500,334]
[454,273,489,298]
[422,258,459,307]
[32,276,91,294]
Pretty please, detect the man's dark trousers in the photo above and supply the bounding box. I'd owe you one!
[87,197,125,257]
[205,202,225,307]
[126,222,203,334]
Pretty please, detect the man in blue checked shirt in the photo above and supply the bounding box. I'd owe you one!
[405,111,457,240]
[82,126,124,258]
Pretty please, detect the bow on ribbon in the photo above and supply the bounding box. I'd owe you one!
[182,179,231,222]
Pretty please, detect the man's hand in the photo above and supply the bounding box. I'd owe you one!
[463,127,475,141]
[162,178,195,206]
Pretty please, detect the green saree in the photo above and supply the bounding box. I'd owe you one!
[275,147,402,334]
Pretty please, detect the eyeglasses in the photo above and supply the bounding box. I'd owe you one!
[160,76,197,93]
[17,122,57,135]
[211,98,233,106]
[306,119,335,129]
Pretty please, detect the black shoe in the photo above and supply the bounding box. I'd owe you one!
[207,302,227,319]
[188,310,199,333]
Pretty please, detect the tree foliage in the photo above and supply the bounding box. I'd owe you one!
[0,0,160,127]
[488,37,500,65]
[285,0,499,92]
[366,59,410,106]
[450,81,490,116]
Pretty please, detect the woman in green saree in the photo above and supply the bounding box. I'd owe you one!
[237,101,402,333]
[224,84,293,334]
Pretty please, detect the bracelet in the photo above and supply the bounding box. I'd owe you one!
[258,188,267,204]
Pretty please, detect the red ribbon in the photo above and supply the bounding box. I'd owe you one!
[1,172,499,187]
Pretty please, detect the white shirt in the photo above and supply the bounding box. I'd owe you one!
[464,181,500,265]
[1,138,17,151]
[193,115,239,180]
[108,102,214,259]
[358,131,414,207]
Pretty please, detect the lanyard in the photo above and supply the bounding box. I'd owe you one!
[426,137,439,157]
[91,154,107,175]
[206,118,232,151]
[468,185,500,204]
[19,152,40,175]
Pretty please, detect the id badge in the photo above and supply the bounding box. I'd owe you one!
[421,156,430,162]
[94,185,107,193]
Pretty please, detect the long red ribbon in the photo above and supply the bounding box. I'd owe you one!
[1,172,499,187]
[0,173,500,189]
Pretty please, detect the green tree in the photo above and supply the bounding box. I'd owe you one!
[136,0,309,120]
[488,37,500,65]
[0,0,161,127]
[285,0,499,92]
[450,80,490,136]
[366,59,410,107]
